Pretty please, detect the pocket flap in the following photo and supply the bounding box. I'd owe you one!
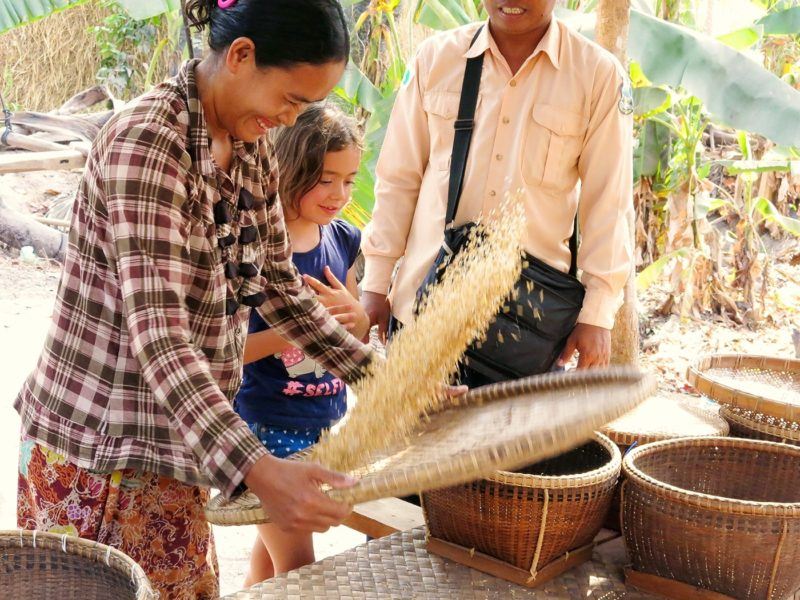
[532,104,588,137]
[423,91,461,119]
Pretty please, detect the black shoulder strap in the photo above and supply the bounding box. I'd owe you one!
[446,26,484,226]
[445,24,579,276]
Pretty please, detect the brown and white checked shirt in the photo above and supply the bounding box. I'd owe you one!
[15,60,376,497]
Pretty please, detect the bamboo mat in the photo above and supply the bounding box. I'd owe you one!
[222,527,656,599]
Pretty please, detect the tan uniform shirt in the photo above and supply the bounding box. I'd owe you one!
[361,19,633,330]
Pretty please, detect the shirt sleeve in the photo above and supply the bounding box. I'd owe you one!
[360,47,431,296]
[344,221,362,269]
[255,167,379,383]
[103,124,267,498]
[575,58,634,330]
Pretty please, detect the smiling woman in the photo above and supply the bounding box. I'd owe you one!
[14,1,378,599]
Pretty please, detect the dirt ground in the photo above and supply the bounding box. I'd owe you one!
[1,170,798,595]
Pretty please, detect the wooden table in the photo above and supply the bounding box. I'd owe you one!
[223,527,656,599]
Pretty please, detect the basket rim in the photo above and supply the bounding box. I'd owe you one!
[0,529,157,600]
[720,405,800,442]
[686,353,800,421]
[486,432,621,488]
[622,436,800,517]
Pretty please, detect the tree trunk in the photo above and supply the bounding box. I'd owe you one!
[596,0,639,368]
[0,200,67,262]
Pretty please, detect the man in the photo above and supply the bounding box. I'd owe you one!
[361,0,633,375]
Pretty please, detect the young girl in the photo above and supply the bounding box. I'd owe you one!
[235,104,369,584]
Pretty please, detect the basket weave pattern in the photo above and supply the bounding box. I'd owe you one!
[622,437,800,600]
[0,530,156,600]
[422,433,620,575]
[721,406,800,446]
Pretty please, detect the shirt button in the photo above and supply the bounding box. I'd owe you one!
[509,80,517,87]
[489,190,497,197]
[502,116,510,124]
[496,154,503,161]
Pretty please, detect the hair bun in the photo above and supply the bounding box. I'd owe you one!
[184,0,215,30]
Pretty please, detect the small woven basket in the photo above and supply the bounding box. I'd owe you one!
[622,436,800,600]
[0,530,156,600]
[721,405,800,446]
[422,433,620,584]
[687,354,800,421]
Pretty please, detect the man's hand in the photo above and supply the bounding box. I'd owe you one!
[243,454,354,533]
[361,291,392,343]
[557,323,611,369]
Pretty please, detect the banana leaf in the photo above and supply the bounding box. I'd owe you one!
[0,0,86,33]
[627,9,800,147]
[757,6,800,35]
[115,0,181,20]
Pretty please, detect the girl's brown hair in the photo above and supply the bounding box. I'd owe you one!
[272,103,363,214]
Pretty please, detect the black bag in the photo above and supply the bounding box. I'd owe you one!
[415,26,585,382]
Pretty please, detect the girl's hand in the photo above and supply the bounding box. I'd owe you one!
[304,267,370,339]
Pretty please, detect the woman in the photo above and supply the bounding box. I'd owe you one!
[15,1,375,597]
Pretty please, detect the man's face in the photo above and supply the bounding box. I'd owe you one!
[485,1,557,36]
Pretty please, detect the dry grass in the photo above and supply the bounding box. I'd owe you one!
[1,4,109,111]
[312,195,526,473]
[1,3,176,112]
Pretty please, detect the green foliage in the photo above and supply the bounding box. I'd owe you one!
[92,1,165,97]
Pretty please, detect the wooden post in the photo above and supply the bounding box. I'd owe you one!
[596,0,639,368]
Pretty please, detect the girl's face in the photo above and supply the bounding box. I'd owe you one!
[295,146,361,226]
[217,39,346,142]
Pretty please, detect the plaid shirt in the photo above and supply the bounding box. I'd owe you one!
[15,60,376,497]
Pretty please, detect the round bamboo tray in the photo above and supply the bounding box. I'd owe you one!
[206,367,656,526]
[721,405,800,446]
[687,354,800,421]
[601,392,728,531]
[0,530,156,600]
[422,433,620,580]
[622,437,800,600]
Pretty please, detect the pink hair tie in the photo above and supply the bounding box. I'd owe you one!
[218,0,237,7]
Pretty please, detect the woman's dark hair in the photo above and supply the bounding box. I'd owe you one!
[184,0,349,68]
[272,102,362,214]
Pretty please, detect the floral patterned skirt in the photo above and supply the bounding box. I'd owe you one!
[17,439,219,600]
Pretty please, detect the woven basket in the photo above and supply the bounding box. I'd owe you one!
[622,437,800,600]
[601,392,728,530]
[0,530,156,600]
[422,432,620,582]
[207,367,655,526]
[721,405,800,446]
[687,354,800,421]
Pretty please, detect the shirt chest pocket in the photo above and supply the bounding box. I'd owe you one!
[522,104,588,192]
[423,91,463,171]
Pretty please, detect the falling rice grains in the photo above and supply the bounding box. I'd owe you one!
[310,194,527,473]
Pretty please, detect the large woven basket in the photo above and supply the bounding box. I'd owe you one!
[207,367,655,526]
[687,354,800,421]
[622,437,800,600]
[422,432,620,582]
[721,405,800,446]
[0,530,156,600]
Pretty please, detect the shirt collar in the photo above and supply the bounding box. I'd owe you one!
[175,59,259,177]
[465,17,562,71]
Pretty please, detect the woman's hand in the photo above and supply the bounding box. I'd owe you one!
[243,454,354,533]
[304,267,370,339]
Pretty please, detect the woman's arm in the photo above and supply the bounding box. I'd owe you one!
[243,329,292,364]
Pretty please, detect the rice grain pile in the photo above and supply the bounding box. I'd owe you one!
[310,195,526,473]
